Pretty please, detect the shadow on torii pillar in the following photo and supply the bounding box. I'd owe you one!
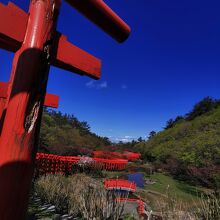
[0,1,131,219]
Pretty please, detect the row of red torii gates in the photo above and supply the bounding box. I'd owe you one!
[0,0,131,219]
[35,152,128,175]
[35,152,146,216]
[35,150,141,175]
[93,150,141,161]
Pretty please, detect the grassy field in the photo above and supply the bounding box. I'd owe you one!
[145,173,205,201]
[135,172,211,211]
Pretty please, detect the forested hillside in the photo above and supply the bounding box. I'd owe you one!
[135,97,220,189]
[39,109,111,155]
[38,97,220,189]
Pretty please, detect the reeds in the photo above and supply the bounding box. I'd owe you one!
[195,192,220,220]
[155,187,220,220]
[34,173,124,219]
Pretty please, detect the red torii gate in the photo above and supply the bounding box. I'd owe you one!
[0,1,130,219]
[35,152,129,175]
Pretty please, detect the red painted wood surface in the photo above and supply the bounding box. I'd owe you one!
[0,82,8,132]
[52,33,101,79]
[0,3,101,79]
[65,0,131,42]
[0,82,8,99]
[42,93,60,108]
[93,150,141,161]
[35,152,128,175]
[0,1,61,219]
[0,2,28,52]
[104,179,136,192]
[123,151,141,161]
[0,98,6,133]
[0,82,59,108]
[0,0,131,218]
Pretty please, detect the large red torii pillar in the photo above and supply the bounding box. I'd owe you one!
[0,0,130,219]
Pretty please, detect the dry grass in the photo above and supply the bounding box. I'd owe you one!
[35,174,124,219]
[35,174,219,219]
[194,192,220,220]
[154,190,220,220]
[68,174,125,219]
[156,196,196,219]
[35,174,69,213]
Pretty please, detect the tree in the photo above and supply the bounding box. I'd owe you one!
[138,137,143,142]
[131,140,137,146]
[148,131,156,140]
[39,109,111,154]
[165,119,174,129]
[173,116,184,124]
[186,96,220,120]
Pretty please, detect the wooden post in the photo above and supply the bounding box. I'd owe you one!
[0,0,130,218]
[0,1,61,219]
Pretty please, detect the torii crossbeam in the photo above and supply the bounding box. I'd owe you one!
[0,1,130,219]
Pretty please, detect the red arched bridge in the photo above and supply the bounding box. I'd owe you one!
[35,153,128,175]
[104,179,136,192]
[104,180,146,216]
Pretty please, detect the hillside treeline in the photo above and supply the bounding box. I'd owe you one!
[135,97,220,189]
[39,109,111,155]
[38,97,220,189]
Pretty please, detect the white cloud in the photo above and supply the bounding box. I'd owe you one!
[98,81,107,89]
[109,135,136,143]
[85,80,95,88]
[85,81,107,89]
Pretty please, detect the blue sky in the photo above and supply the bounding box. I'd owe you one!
[0,0,220,142]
